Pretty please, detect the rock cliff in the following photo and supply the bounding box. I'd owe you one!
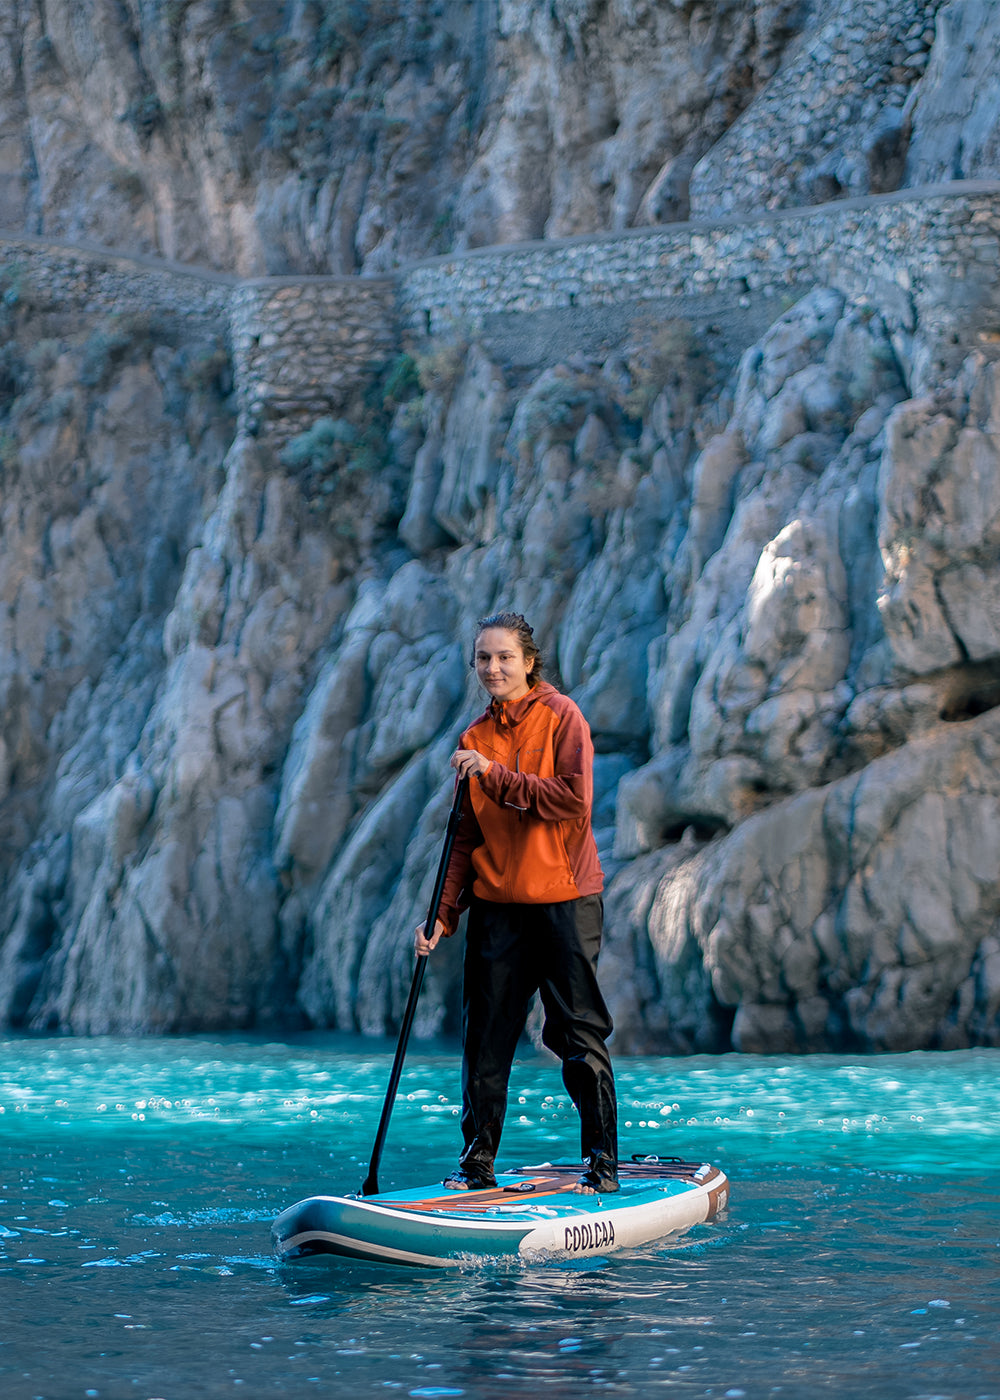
[0,0,999,1052]
[6,0,805,271]
[4,0,997,275]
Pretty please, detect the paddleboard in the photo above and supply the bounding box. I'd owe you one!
[272,1156,729,1268]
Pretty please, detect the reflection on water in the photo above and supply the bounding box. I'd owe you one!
[1,1035,998,1399]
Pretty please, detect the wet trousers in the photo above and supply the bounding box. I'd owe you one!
[459,894,618,1172]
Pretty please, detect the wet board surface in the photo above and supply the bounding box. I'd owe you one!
[272,1158,730,1268]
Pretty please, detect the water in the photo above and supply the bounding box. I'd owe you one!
[2,1035,999,1400]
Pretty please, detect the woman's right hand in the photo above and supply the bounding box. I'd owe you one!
[451,748,491,779]
[414,918,447,957]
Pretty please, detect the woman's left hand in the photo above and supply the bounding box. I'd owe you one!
[451,748,492,779]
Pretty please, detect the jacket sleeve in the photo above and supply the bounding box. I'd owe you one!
[435,784,483,934]
[476,700,593,822]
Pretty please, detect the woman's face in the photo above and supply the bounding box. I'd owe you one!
[474,627,534,703]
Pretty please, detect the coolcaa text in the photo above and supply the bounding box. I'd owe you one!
[564,1218,615,1252]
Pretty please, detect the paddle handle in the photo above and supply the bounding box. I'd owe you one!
[360,775,469,1197]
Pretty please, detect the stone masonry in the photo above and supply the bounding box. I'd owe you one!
[689,0,941,216]
[229,276,398,444]
[397,182,1000,390]
[2,179,999,443]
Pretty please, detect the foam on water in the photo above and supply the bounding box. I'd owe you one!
[1,1034,998,1399]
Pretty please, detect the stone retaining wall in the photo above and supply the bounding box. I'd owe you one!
[2,180,999,444]
[229,277,398,443]
[0,233,233,323]
[689,0,940,217]
[0,234,402,445]
[397,183,1000,378]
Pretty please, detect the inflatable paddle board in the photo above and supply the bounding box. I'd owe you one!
[272,1156,729,1268]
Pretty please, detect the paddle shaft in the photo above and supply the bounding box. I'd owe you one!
[361,775,469,1197]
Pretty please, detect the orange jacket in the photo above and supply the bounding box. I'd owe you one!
[439,681,604,929]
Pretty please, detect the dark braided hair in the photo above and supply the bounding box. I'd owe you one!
[471,611,544,688]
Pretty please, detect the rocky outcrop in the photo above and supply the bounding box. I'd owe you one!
[1,250,999,1048]
[277,283,1000,1053]
[608,334,1000,1052]
[602,703,1000,1054]
[3,0,794,271]
[0,0,999,1052]
[0,0,972,275]
[0,299,236,1026]
[905,2,1000,186]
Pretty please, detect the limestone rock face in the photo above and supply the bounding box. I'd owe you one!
[1,260,999,1048]
[681,708,1000,1057]
[0,307,235,1028]
[0,0,851,273]
[905,1,1000,185]
[1,425,356,1032]
[1,0,999,1052]
[877,371,1000,672]
[259,286,1000,1050]
[0,0,993,274]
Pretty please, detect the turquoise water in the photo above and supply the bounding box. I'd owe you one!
[1,1035,999,1400]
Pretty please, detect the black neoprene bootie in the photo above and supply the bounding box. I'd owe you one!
[443,1162,498,1191]
[577,1150,619,1193]
[445,1137,499,1190]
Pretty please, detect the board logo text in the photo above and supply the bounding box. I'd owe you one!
[564,1218,615,1253]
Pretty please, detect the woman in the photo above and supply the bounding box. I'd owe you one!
[415,612,619,1195]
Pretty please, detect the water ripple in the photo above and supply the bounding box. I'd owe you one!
[1,1036,999,1399]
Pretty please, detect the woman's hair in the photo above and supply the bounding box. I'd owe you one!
[471,611,544,687]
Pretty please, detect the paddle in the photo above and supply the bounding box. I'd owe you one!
[360,774,470,1197]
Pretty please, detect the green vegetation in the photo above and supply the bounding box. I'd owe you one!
[381,351,421,407]
[0,261,37,332]
[281,416,360,484]
[176,338,232,396]
[622,317,714,421]
[1,264,23,308]
[0,428,17,472]
[377,340,467,432]
[76,312,231,400]
[79,312,159,389]
[413,339,467,397]
[512,369,594,462]
[0,341,27,407]
[280,350,421,544]
[0,288,234,499]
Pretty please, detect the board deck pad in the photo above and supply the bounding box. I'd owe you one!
[272,1158,730,1268]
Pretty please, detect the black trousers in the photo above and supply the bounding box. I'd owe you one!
[459,894,618,1169]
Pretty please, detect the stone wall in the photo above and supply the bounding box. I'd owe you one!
[396,182,1000,386]
[0,232,400,445]
[229,277,398,444]
[0,233,233,323]
[0,236,399,447]
[3,179,1000,443]
[689,0,939,217]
